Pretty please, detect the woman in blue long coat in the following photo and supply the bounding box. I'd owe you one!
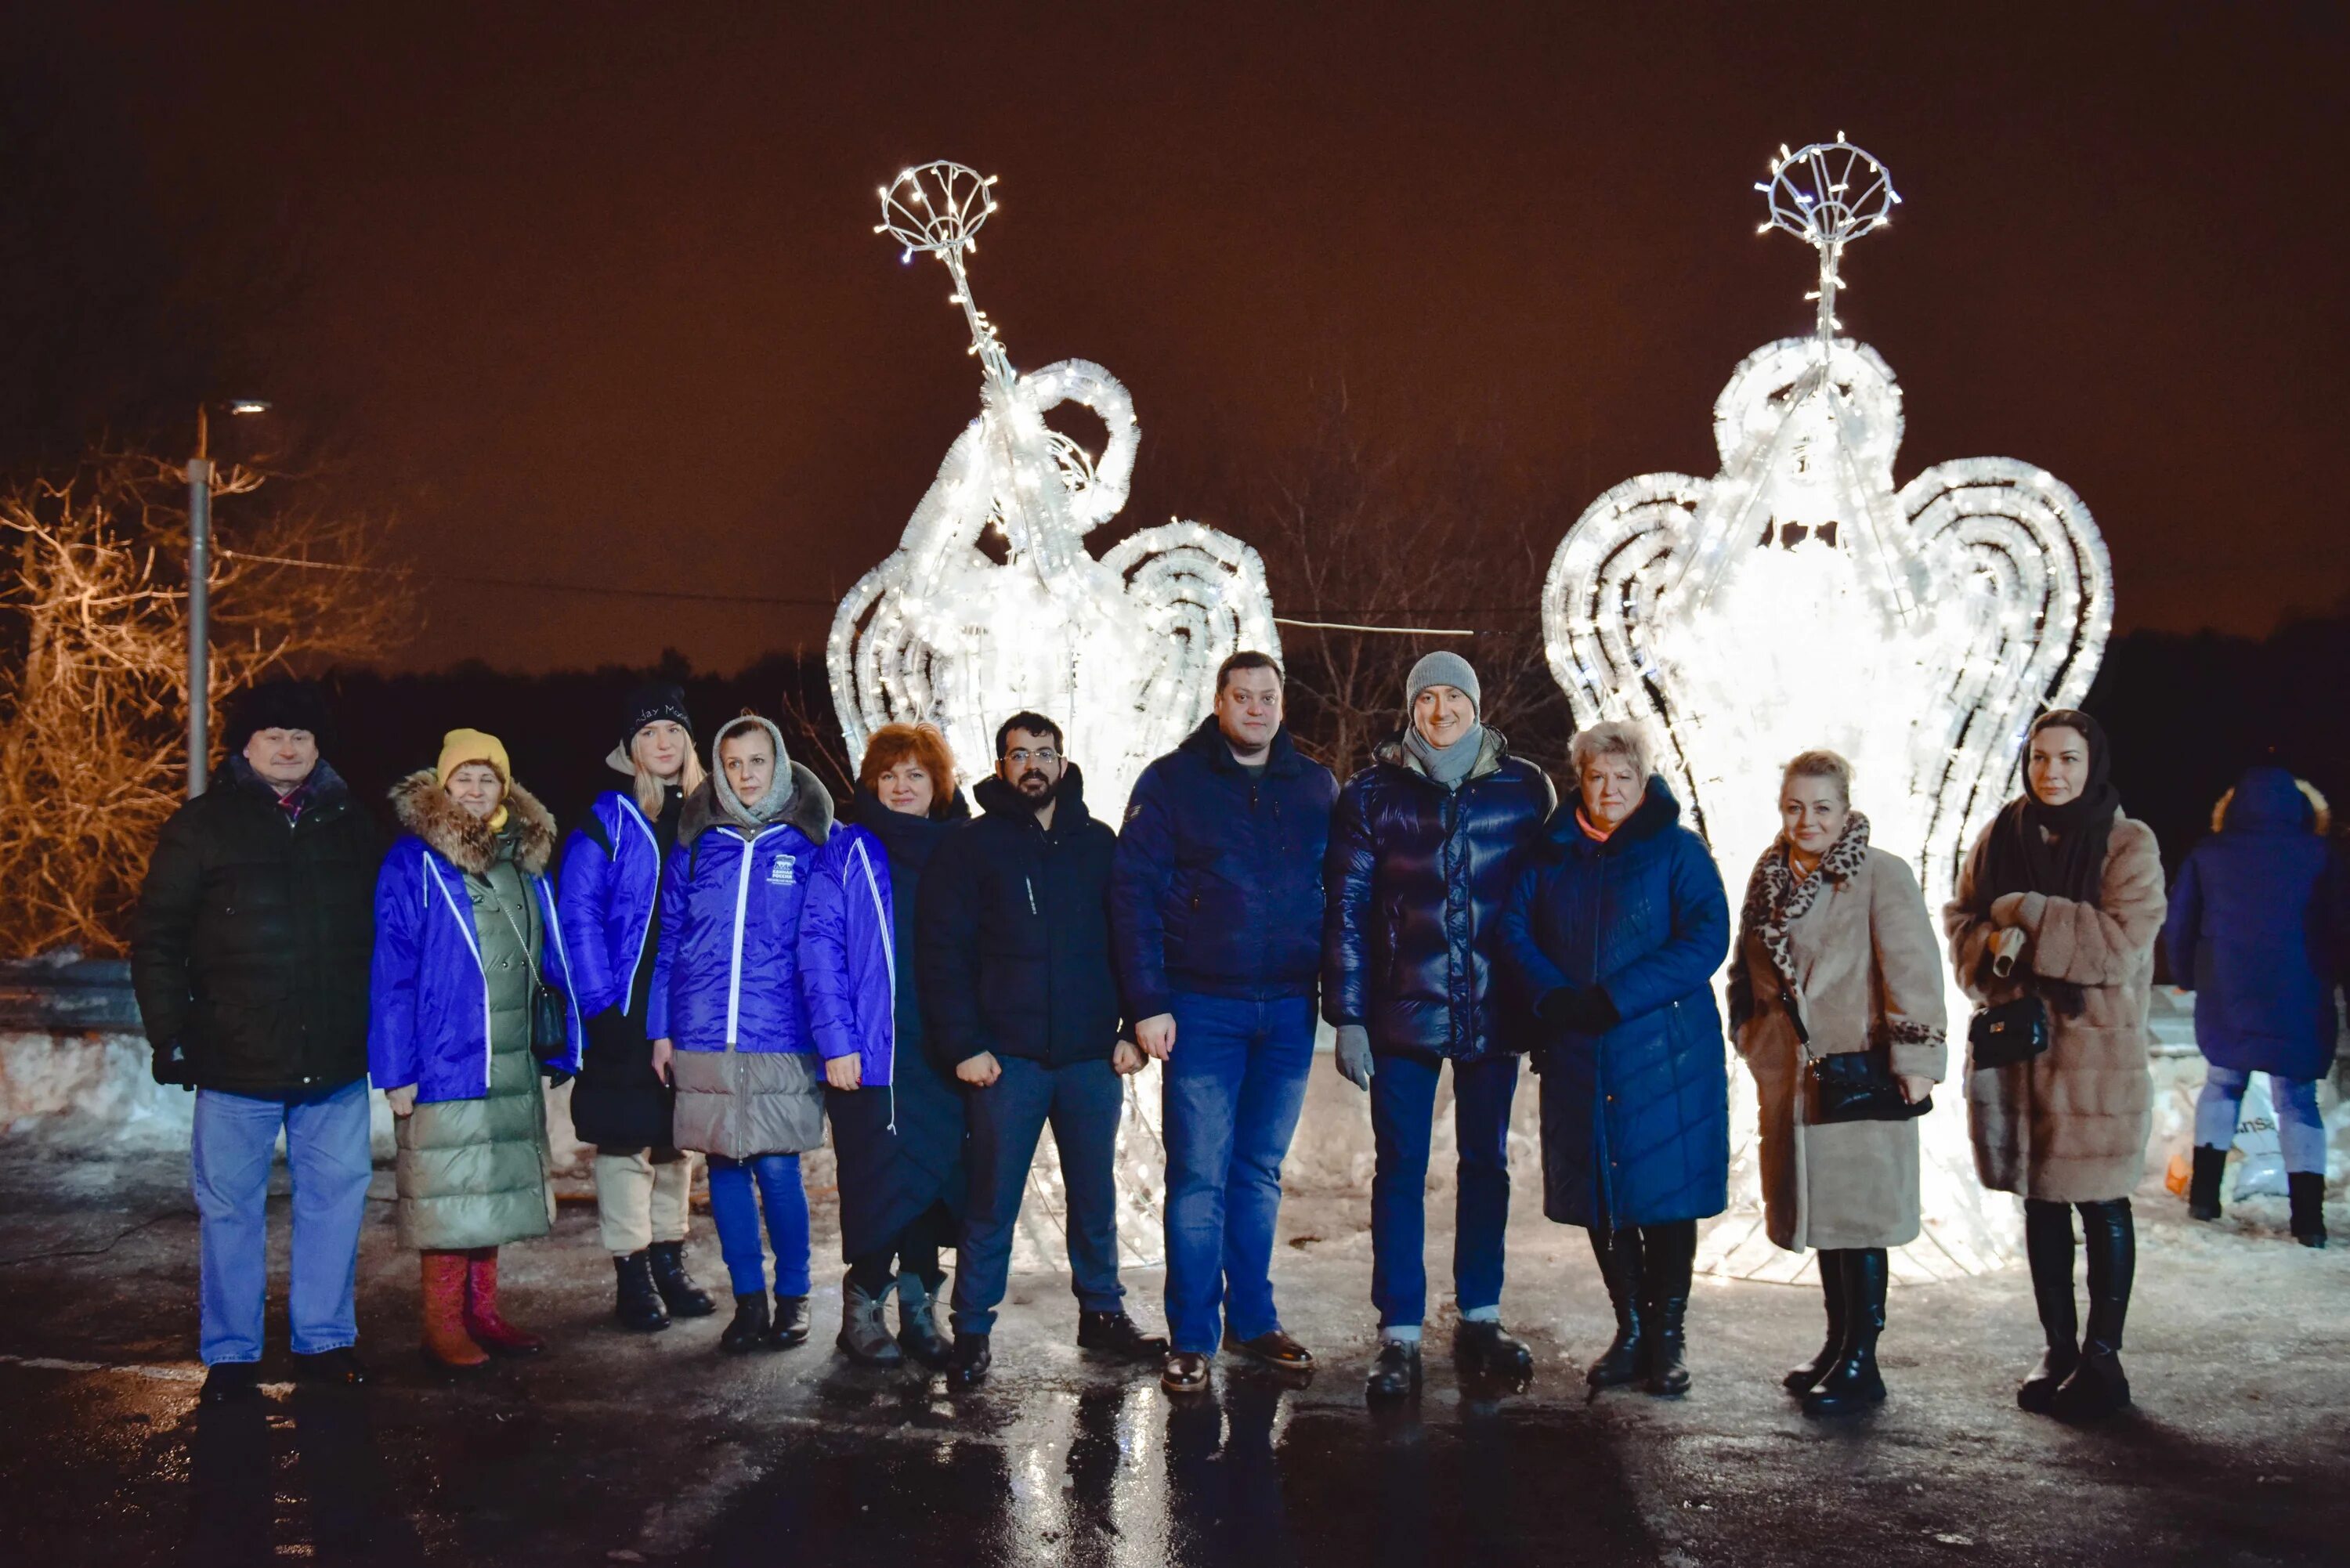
[1501,720,1730,1397]
[2165,766,2345,1246]
[799,723,970,1369]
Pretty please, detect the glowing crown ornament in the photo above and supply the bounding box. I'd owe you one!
[830,161,1280,825]
[1543,138,2111,1281]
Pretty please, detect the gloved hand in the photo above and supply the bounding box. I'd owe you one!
[150,1038,196,1091]
[1561,986,1621,1035]
[1335,1024,1376,1092]
[1535,988,1579,1027]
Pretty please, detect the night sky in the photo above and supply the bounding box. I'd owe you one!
[4,2,2343,673]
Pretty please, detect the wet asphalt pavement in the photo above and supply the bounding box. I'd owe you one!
[2,1144,2346,1566]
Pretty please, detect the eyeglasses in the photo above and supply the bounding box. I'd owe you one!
[1005,748,1061,766]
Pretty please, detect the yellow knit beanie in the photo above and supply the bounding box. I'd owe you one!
[436,728,512,831]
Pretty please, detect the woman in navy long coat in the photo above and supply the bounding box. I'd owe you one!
[2165,765,2345,1246]
[1502,720,1730,1397]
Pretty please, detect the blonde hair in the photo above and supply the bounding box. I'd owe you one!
[1781,749,1854,805]
[1569,720,1654,782]
[631,729,707,818]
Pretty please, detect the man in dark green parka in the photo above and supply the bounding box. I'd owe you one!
[131,680,383,1403]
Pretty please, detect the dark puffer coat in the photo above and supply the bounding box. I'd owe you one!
[2163,767,2347,1082]
[1500,779,1731,1229]
[131,755,384,1096]
[917,767,1123,1071]
[1322,728,1555,1063]
[1111,717,1338,1019]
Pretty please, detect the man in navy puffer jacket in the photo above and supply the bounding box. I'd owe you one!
[1324,652,1555,1400]
[919,711,1169,1387]
[1112,652,1337,1393]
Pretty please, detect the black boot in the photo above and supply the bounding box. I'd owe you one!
[837,1273,904,1367]
[2290,1172,2329,1248]
[2052,1200,2132,1421]
[648,1240,717,1317]
[947,1331,992,1389]
[897,1275,952,1368]
[1803,1248,1886,1416]
[1076,1309,1169,1360]
[1585,1223,1647,1389]
[2186,1146,2226,1222]
[719,1292,775,1354]
[2017,1198,2079,1413]
[768,1294,812,1349]
[1365,1338,1423,1402]
[1641,1221,1696,1397]
[1454,1320,1534,1383]
[613,1252,671,1333]
[1784,1249,1848,1395]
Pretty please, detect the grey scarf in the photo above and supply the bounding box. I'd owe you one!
[1403,722,1485,789]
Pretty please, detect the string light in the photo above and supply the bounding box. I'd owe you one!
[1542,139,2111,1280]
[832,161,1280,822]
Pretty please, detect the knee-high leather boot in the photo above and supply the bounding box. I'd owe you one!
[420,1251,488,1370]
[1640,1221,1697,1396]
[1784,1249,1848,1394]
[1585,1223,1647,1389]
[2052,1200,2132,1419]
[2018,1199,2078,1413]
[1803,1248,1887,1415]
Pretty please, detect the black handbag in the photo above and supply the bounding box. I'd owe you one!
[1806,1048,1930,1123]
[1968,995,2050,1069]
[529,980,570,1064]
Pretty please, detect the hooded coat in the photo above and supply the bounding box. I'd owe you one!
[1499,778,1731,1229]
[2163,768,2345,1082]
[132,754,383,1096]
[649,717,833,1161]
[1323,728,1556,1063]
[917,765,1123,1071]
[371,771,573,1251]
[1728,818,1949,1252]
[1109,717,1338,1018]
[801,790,971,1260]
[556,785,685,1149]
[1945,808,2166,1203]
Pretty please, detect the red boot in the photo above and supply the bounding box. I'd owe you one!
[462,1248,545,1357]
[421,1250,490,1370]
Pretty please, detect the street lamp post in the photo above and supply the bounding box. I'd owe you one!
[186,400,272,799]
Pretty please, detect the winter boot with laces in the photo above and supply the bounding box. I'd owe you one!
[613,1252,671,1333]
[720,1292,776,1354]
[648,1240,718,1317]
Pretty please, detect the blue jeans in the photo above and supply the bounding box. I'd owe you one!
[2196,1067,2327,1174]
[1368,1053,1519,1330]
[190,1078,374,1366]
[1161,993,1317,1353]
[952,1054,1126,1335]
[706,1154,812,1297]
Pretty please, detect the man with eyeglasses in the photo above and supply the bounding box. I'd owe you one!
[1112,652,1337,1394]
[917,710,1169,1388]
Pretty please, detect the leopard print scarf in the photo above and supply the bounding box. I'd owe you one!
[1728,811,1871,1028]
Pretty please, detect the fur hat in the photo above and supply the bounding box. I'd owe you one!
[222,679,332,754]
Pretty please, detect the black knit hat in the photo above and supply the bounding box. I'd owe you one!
[223,679,332,754]
[618,681,694,758]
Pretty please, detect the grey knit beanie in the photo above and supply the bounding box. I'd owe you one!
[1406,651,1480,714]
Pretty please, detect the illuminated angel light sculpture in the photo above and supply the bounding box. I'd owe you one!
[1543,138,2111,1281]
[833,162,1281,1268]
[828,161,1281,828]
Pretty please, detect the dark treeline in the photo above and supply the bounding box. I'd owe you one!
[319,608,2350,877]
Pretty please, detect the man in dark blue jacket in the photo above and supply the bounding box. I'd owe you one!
[1112,652,1336,1393]
[917,711,1168,1387]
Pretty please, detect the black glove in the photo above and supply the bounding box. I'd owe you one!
[1562,986,1622,1035]
[150,1038,197,1091]
[1535,988,1578,1027]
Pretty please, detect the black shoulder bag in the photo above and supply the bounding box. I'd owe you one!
[1967,995,2049,1069]
[1788,984,1931,1123]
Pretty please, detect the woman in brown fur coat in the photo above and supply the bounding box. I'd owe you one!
[1946,710,2165,1420]
[1732,750,1946,1416]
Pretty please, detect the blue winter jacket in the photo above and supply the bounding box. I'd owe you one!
[1111,717,1339,1019]
[1323,729,1556,1063]
[367,789,584,1104]
[2163,767,2348,1081]
[555,789,667,1020]
[1501,779,1730,1229]
[647,777,830,1055]
[798,822,900,1086]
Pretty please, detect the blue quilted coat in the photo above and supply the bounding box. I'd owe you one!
[1500,778,1731,1229]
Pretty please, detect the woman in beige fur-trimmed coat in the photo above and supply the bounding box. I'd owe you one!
[1731,750,1946,1417]
[1945,710,2164,1422]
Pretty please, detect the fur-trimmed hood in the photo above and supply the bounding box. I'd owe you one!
[389,768,559,876]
